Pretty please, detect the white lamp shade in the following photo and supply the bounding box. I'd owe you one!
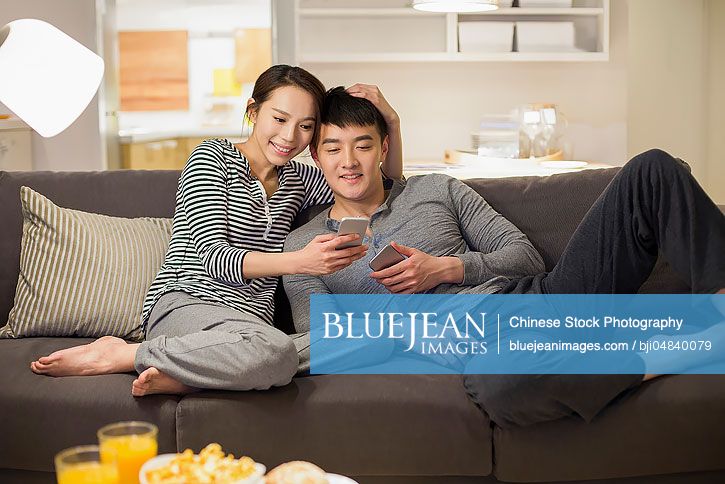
[0,19,104,138]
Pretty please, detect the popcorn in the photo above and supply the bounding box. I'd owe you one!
[145,443,256,483]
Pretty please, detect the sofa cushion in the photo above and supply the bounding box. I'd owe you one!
[1,169,711,339]
[175,374,492,477]
[1,187,172,341]
[0,338,180,473]
[464,169,692,293]
[492,374,725,482]
[0,170,181,329]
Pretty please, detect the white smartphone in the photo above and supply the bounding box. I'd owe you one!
[369,243,406,271]
[336,217,370,249]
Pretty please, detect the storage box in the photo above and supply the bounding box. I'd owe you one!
[458,21,514,53]
[518,0,573,7]
[516,21,579,52]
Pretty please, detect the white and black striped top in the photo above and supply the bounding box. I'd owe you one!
[140,138,333,329]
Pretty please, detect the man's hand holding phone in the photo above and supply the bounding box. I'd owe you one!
[369,242,464,294]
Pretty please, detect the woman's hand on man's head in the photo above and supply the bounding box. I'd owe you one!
[346,84,400,127]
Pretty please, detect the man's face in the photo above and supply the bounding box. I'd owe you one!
[314,123,389,204]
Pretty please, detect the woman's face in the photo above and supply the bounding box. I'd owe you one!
[249,85,317,167]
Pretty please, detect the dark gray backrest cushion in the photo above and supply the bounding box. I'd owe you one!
[293,169,624,271]
[2,169,718,333]
[462,169,692,295]
[463,169,620,270]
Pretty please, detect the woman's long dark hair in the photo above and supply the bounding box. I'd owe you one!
[245,65,326,145]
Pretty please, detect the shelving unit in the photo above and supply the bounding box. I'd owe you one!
[293,0,610,63]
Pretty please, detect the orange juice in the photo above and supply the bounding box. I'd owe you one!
[98,421,158,484]
[100,434,157,484]
[57,462,119,484]
[55,446,118,484]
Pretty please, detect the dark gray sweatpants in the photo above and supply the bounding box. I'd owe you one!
[463,149,725,428]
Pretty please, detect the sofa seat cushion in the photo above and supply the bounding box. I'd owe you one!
[0,338,180,473]
[176,374,492,477]
[492,374,725,482]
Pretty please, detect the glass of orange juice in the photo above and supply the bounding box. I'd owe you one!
[55,445,119,484]
[98,421,158,484]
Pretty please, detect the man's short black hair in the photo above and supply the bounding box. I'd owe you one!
[319,86,388,145]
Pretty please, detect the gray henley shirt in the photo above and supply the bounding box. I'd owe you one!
[283,174,545,335]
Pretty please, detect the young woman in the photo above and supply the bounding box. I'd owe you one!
[30,65,403,396]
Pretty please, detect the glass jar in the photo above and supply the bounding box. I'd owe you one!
[472,115,519,159]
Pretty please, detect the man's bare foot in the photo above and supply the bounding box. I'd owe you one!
[131,367,197,397]
[30,336,139,377]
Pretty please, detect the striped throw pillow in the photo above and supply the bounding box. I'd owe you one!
[0,186,172,341]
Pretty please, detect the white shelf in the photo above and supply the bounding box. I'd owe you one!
[299,7,604,17]
[301,52,452,63]
[300,52,609,63]
[459,7,605,16]
[293,1,610,64]
[299,8,442,17]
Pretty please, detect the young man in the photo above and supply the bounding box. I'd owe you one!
[284,87,725,428]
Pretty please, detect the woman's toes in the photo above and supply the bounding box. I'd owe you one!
[139,367,158,384]
[31,361,48,374]
[131,380,148,397]
[38,354,59,365]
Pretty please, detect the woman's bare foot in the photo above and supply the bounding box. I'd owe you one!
[131,367,197,397]
[30,336,139,377]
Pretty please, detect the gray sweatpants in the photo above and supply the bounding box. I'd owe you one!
[134,291,302,391]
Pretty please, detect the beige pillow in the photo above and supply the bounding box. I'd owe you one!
[0,186,172,341]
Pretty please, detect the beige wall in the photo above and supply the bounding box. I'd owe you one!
[307,0,725,202]
[0,0,105,171]
[5,0,722,191]
[305,1,630,166]
[705,0,725,204]
[627,0,724,204]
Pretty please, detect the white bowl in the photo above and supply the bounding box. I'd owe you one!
[139,453,266,484]
[327,474,359,484]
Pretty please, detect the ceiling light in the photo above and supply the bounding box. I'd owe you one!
[412,0,499,13]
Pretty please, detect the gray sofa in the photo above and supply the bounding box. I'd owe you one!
[1,168,724,484]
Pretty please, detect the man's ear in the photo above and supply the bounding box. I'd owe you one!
[310,145,321,168]
[246,98,257,124]
[380,135,390,162]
